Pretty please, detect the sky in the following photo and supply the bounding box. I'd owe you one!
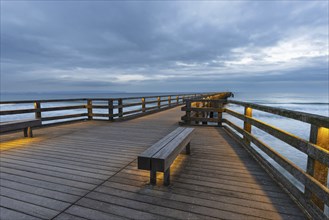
[1,1,328,94]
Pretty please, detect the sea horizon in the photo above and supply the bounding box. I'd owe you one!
[1,90,328,104]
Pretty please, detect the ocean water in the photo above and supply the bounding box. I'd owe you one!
[1,91,328,213]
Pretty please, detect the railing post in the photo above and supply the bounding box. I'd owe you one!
[305,125,329,210]
[202,101,207,125]
[142,97,146,112]
[168,96,171,107]
[210,99,214,119]
[176,96,179,105]
[157,97,161,109]
[217,101,223,126]
[87,99,93,120]
[243,107,252,144]
[195,102,200,125]
[34,101,41,120]
[108,99,113,121]
[118,99,123,118]
[186,100,191,125]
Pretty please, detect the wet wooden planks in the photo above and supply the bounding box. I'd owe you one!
[0,107,306,219]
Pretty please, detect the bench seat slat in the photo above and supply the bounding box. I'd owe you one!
[152,128,194,172]
[0,119,41,133]
[137,127,194,186]
[138,127,185,170]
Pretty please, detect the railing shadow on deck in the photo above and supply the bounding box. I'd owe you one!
[180,96,329,220]
[216,128,307,218]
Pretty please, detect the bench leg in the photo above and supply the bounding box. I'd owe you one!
[23,128,28,137]
[164,168,170,186]
[150,168,157,185]
[186,143,191,155]
[23,127,33,137]
[27,127,33,138]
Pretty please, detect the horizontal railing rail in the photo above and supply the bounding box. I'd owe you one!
[180,96,329,219]
[0,92,222,125]
[229,100,329,128]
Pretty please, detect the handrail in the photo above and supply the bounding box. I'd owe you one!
[228,100,329,128]
[0,92,218,104]
[225,108,329,166]
[0,92,223,125]
[0,98,87,104]
[180,96,329,220]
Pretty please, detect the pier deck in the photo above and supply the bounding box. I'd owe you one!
[0,107,306,219]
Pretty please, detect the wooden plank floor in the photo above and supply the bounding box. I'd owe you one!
[0,107,306,220]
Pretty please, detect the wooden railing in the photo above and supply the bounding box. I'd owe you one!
[0,93,222,126]
[223,100,329,220]
[181,96,329,219]
[180,92,233,126]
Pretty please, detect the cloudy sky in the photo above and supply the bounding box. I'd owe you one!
[1,1,328,93]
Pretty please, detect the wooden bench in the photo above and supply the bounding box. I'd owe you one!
[138,127,194,186]
[0,119,41,137]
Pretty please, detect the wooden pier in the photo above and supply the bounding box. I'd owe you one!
[1,92,328,220]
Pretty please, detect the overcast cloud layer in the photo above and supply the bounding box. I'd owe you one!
[1,1,328,93]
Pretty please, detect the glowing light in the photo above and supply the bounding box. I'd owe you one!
[311,126,329,210]
[0,136,45,151]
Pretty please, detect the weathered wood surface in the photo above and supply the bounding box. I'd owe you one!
[0,107,306,219]
[138,127,194,186]
[152,128,194,171]
[0,119,42,138]
[228,100,329,128]
[0,120,41,133]
[138,127,185,170]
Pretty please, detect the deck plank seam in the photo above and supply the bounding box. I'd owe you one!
[102,182,304,217]
[0,184,77,204]
[49,157,141,220]
[93,184,302,219]
[0,124,92,153]
[0,176,84,198]
[121,175,293,201]
[83,191,229,220]
[0,162,109,182]
[0,156,123,173]
[0,206,44,220]
[2,151,133,166]
[0,193,69,213]
[0,161,114,180]
[107,176,304,218]
[0,195,57,220]
[0,171,94,192]
[110,174,298,206]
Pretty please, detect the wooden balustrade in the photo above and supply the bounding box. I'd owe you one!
[0,92,218,126]
[223,100,329,220]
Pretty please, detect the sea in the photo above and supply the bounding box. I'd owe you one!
[1,91,328,213]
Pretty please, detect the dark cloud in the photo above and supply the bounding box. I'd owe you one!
[1,1,328,93]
